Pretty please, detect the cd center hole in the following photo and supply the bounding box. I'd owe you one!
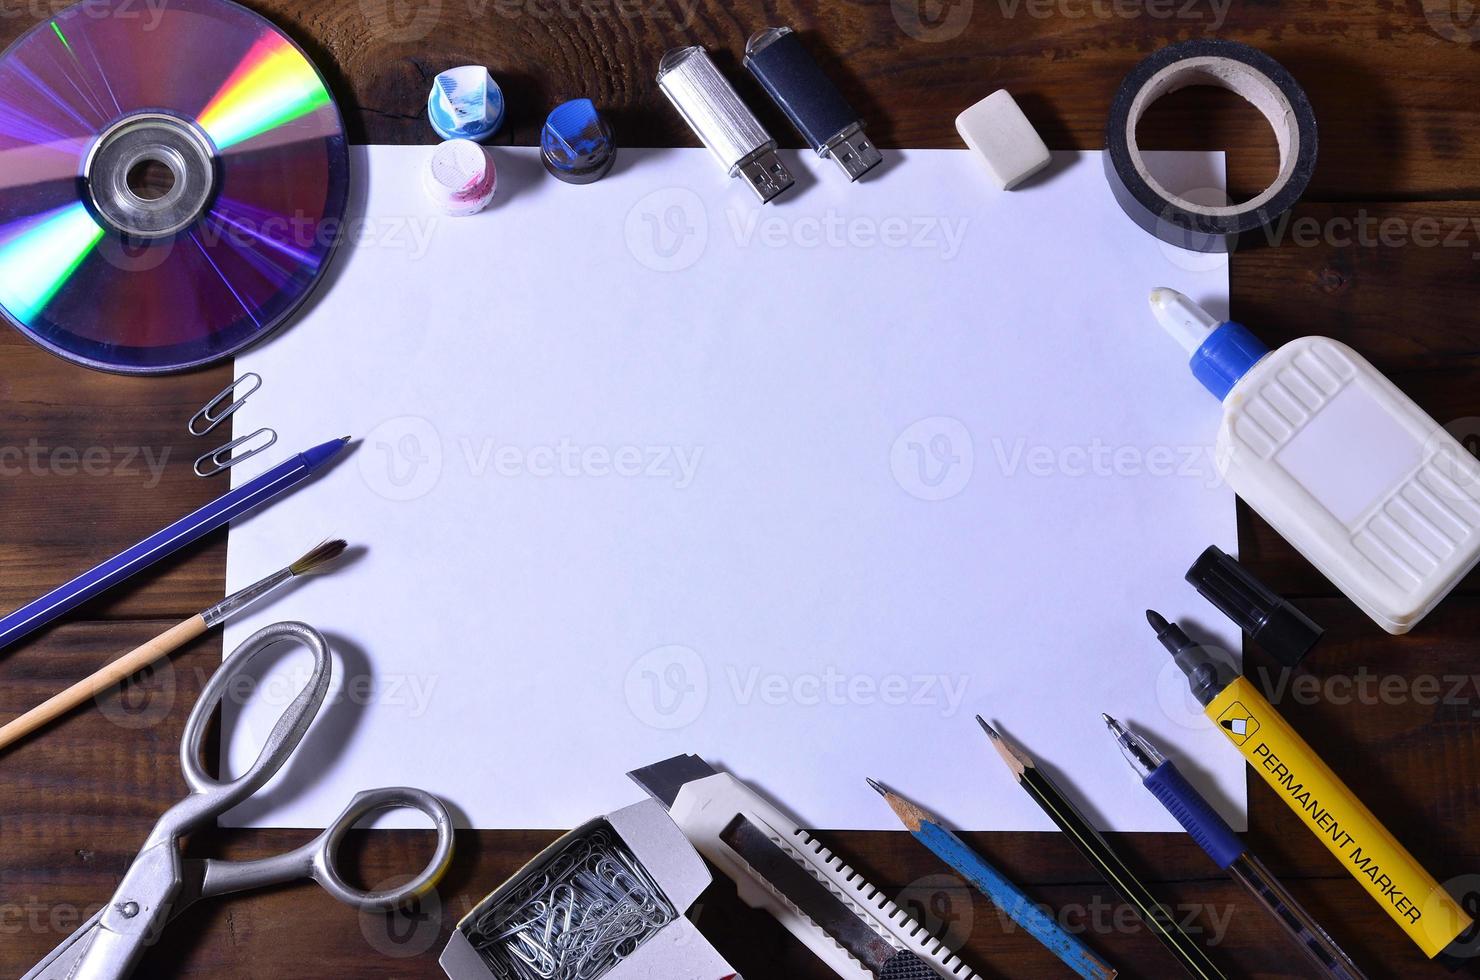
[126,158,177,201]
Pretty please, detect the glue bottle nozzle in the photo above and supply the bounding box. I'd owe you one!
[1149,288,1220,355]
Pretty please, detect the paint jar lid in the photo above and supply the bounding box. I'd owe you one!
[428,66,505,142]
[1186,545,1324,667]
[541,99,617,184]
[423,140,496,216]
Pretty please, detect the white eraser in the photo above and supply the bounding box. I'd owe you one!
[954,89,1051,190]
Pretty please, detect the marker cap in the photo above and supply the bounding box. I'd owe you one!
[1187,545,1323,667]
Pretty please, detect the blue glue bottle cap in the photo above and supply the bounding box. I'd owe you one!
[1149,288,1269,400]
[541,99,617,184]
[1190,321,1268,400]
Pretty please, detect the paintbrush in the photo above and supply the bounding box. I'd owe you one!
[0,539,348,752]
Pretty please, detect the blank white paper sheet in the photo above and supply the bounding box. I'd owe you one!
[222,146,1241,832]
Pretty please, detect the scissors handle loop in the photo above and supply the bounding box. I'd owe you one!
[181,621,331,814]
[200,787,455,910]
[315,787,456,908]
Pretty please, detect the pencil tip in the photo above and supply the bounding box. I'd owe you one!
[975,715,1000,740]
[865,777,886,797]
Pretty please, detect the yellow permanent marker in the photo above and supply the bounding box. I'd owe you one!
[1148,610,1473,963]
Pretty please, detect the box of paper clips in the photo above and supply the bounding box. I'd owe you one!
[440,799,740,980]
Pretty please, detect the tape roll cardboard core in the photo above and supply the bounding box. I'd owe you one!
[1105,40,1317,252]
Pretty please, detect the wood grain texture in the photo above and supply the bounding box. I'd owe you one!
[1,0,1479,977]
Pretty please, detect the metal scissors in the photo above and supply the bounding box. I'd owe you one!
[22,621,455,980]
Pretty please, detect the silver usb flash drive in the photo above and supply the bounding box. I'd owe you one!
[656,46,795,203]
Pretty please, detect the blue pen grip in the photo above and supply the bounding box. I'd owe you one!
[1145,761,1244,869]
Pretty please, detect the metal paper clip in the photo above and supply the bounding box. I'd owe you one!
[189,373,261,436]
[194,427,278,478]
[468,827,676,980]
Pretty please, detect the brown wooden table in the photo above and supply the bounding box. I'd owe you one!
[2,1,1478,976]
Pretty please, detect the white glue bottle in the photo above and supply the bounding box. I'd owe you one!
[1151,288,1480,634]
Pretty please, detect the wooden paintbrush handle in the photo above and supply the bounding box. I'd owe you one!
[0,614,208,752]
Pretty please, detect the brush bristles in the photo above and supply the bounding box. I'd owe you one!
[289,539,348,576]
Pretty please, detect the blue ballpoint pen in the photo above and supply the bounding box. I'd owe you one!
[0,435,350,651]
[1102,714,1367,980]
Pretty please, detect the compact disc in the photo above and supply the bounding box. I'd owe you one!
[0,0,349,373]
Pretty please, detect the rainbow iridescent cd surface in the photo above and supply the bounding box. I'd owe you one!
[0,0,349,373]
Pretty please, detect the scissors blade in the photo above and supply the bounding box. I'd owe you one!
[53,845,183,980]
[22,908,105,980]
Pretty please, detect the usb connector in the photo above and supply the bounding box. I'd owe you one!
[822,123,883,182]
[744,27,883,182]
[735,148,794,203]
[657,46,795,203]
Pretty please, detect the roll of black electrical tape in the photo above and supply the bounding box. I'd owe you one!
[1104,39,1317,254]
